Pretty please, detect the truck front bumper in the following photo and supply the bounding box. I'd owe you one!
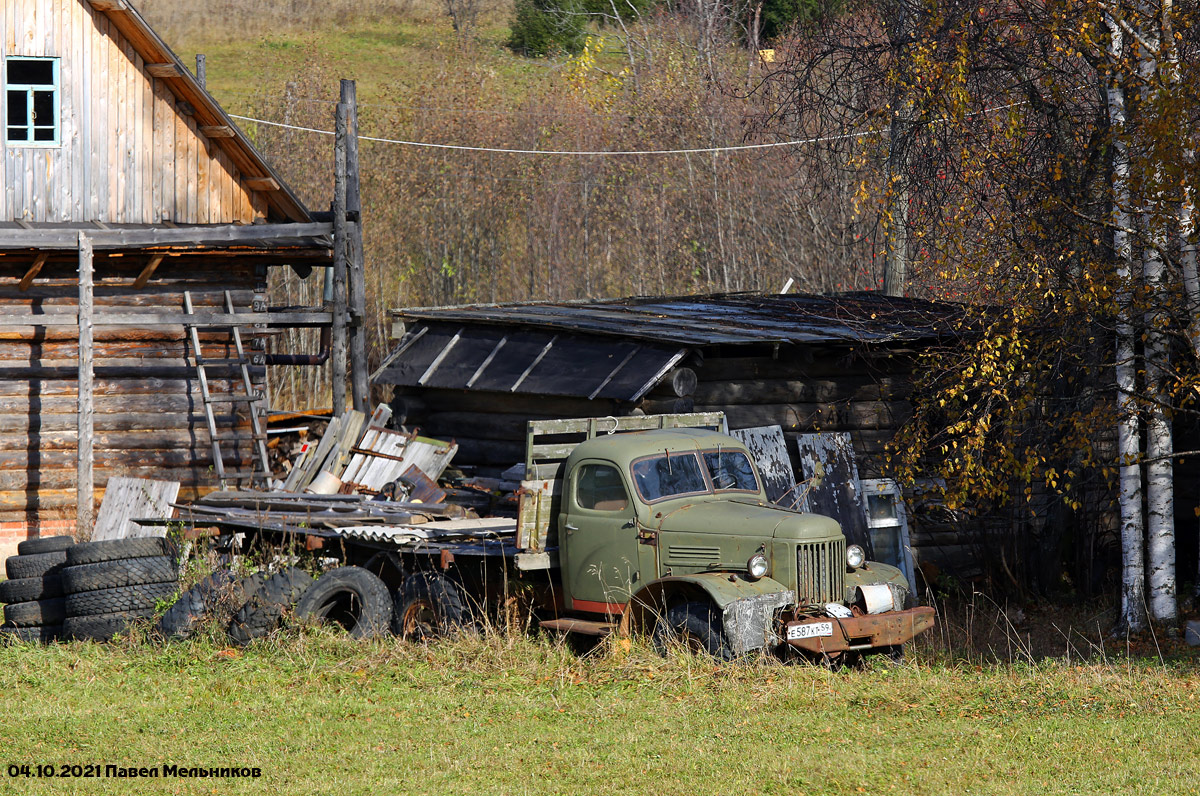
[782,606,935,654]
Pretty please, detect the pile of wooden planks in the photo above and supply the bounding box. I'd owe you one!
[279,404,459,498]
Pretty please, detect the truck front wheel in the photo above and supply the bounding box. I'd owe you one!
[394,571,471,640]
[651,601,733,661]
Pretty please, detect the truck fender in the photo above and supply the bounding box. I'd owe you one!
[622,574,795,655]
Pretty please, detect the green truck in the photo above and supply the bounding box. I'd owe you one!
[419,412,937,661]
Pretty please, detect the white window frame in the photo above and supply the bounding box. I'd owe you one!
[5,56,61,147]
[860,478,917,594]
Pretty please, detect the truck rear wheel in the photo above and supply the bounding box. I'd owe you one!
[394,571,470,640]
[651,601,733,661]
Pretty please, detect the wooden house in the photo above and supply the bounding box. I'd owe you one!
[0,0,341,555]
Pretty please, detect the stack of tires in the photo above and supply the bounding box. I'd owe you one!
[0,536,76,643]
[157,565,395,645]
[61,538,179,641]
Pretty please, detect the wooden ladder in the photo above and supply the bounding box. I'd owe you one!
[183,290,272,489]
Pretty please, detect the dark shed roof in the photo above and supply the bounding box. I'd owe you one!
[389,292,967,347]
[375,292,969,402]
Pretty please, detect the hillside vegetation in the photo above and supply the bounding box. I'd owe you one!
[137,0,877,406]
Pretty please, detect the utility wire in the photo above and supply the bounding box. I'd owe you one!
[227,100,1026,157]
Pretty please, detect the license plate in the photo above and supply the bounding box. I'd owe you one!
[787,621,833,640]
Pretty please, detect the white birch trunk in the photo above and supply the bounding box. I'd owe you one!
[1106,13,1146,633]
[1164,0,1200,599]
[1138,12,1177,624]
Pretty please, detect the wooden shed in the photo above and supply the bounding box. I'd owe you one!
[0,0,342,554]
[376,292,964,478]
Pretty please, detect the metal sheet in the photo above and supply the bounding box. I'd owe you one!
[374,322,688,402]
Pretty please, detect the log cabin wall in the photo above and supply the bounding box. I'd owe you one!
[1,0,267,224]
[0,254,263,550]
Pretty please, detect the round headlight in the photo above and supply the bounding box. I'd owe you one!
[747,553,769,580]
[846,544,866,569]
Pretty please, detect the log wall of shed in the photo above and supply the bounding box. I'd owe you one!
[1,0,266,224]
[0,256,263,546]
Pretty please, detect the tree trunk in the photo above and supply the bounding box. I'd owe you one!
[1139,14,1177,624]
[1106,14,1146,633]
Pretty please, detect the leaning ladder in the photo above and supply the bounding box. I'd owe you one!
[183,290,272,489]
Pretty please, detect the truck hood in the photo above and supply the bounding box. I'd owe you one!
[651,498,842,540]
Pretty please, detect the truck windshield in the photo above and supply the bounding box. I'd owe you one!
[631,453,708,502]
[702,450,759,493]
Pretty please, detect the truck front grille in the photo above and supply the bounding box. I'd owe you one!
[796,539,845,605]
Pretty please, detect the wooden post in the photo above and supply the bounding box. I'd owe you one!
[77,234,94,537]
[331,102,349,416]
[195,54,206,88]
[342,79,369,413]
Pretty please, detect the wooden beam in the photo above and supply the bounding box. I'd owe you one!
[199,125,235,138]
[344,79,369,413]
[0,311,334,327]
[78,234,95,536]
[0,222,333,250]
[332,101,349,417]
[18,253,49,291]
[244,177,280,192]
[88,0,128,10]
[132,254,166,289]
[146,63,182,78]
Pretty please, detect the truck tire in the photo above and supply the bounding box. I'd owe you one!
[227,567,312,646]
[394,571,471,640]
[4,598,67,627]
[651,601,733,661]
[296,567,393,640]
[66,537,173,566]
[6,551,68,580]
[17,536,75,555]
[64,609,154,641]
[64,581,178,618]
[62,556,177,594]
[0,624,62,644]
[157,570,247,640]
[0,574,64,603]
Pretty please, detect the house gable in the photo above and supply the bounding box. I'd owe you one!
[1,0,305,225]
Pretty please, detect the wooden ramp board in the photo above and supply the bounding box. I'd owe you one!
[91,476,181,540]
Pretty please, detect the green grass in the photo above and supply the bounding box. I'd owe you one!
[0,630,1196,795]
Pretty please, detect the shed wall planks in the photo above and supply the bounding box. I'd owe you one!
[0,0,265,224]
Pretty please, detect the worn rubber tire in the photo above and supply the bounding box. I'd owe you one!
[4,598,67,627]
[16,536,75,555]
[62,556,177,594]
[0,624,62,644]
[158,571,263,639]
[64,609,154,641]
[6,551,68,580]
[65,581,177,618]
[0,574,64,603]
[296,566,393,639]
[651,601,733,661]
[394,570,472,640]
[66,537,173,566]
[227,567,312,646]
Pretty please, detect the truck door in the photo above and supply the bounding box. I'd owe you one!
[560,461,645,615]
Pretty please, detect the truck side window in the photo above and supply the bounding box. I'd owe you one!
[575,464,629,512]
